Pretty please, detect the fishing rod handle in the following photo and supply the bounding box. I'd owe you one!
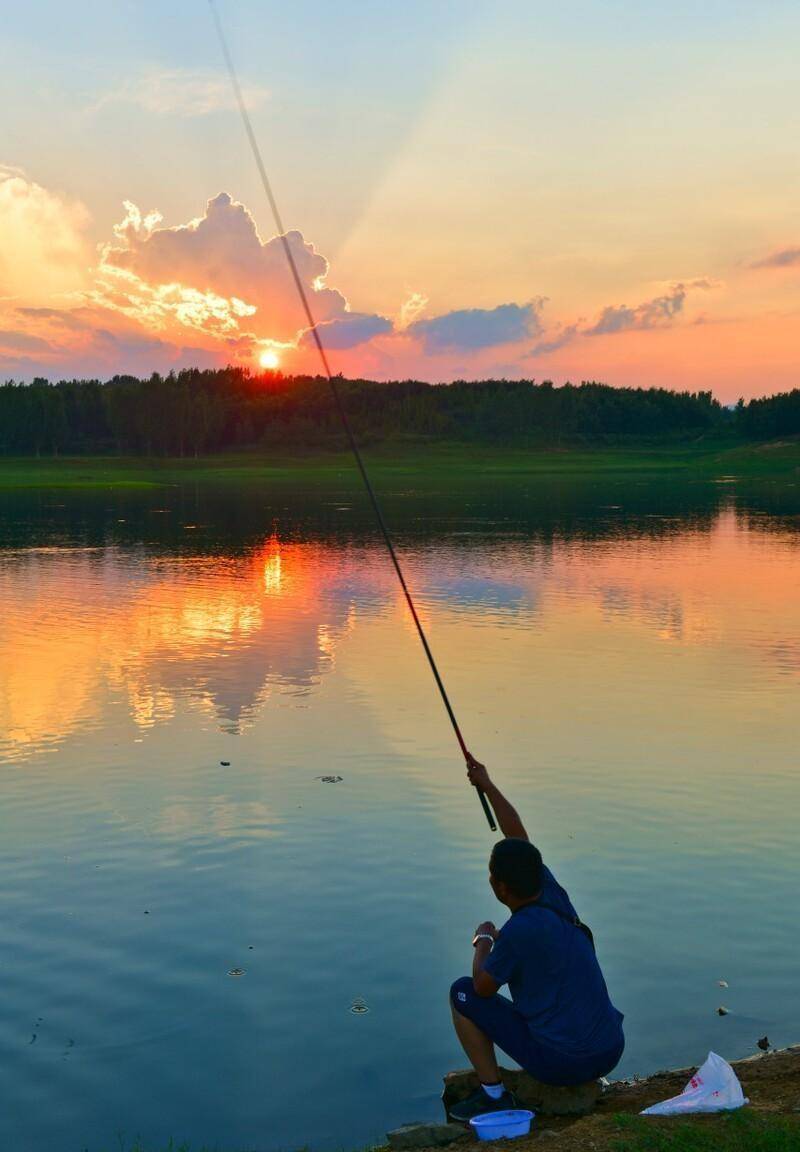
[477,787,497,832]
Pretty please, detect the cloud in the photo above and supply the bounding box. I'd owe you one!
[0,169,90,300]
[15,306,89,330]
[529,281,714,356]
[407,300,545,353]
[100,193,349,341]
[1,299,223,381]
[750,246,800,270]
[0,329,54,354]
[299,312,393,350]
[398,291,428,330]
[93,67,269,117]
[529,323,581,356]
[586,281,708,336]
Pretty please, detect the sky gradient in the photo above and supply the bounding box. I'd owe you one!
[2,1,799,399]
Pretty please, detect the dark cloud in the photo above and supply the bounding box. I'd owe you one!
[0,329,54,353]
[15,307,89,331]
[529,281,713,356]
[529,323,581,356]
[750,246,800,270]
[408,301,544,353]
[300,312,393,350]
[586,284,691,336]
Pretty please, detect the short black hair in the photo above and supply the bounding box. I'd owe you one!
[489,838,543,898]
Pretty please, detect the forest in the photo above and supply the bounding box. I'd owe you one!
[0,369,797,455]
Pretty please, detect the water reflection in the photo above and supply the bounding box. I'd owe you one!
[0,538,371,755]
[2,499,799,765]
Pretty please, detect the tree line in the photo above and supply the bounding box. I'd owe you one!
[0,368,795,455]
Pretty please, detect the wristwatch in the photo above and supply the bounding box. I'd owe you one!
[472,933,494,947]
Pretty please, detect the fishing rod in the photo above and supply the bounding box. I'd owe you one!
[208,0,496,832]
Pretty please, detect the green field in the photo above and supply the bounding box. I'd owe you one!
[0,438,798,491]
[609,1111,800,1151]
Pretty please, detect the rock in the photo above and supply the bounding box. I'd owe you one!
[442,1067,601,1117]
[387,1123,470,1150]
[717,1006,729,1016]
[757,1036,771,1052]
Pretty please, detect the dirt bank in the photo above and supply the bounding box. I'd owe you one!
[432,1047,800,1151]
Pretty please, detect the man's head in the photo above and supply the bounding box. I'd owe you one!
[489,838,543,907]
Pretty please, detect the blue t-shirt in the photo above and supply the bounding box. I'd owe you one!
[482,864,623,1057]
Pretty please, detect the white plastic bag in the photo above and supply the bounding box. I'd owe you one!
[641,1051,749,1116]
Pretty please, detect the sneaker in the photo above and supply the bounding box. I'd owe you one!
[448,1085,517,1123]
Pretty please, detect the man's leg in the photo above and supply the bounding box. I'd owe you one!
[450,997,501,1084]
[447,977,526,1121]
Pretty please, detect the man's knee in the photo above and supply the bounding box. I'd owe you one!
[450,976,474,1015]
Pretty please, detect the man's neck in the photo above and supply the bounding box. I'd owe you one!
[506,890,542,914]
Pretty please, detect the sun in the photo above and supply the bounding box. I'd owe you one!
[259,349,280,370]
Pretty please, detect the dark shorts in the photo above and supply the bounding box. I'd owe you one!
[450,976,624,1087]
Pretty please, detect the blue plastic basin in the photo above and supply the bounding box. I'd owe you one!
[469,1109,535,1140]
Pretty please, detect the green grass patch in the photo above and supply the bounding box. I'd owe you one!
[0,438,798,491]
[610,1110,800,1151]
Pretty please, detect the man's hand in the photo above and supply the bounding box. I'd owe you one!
[474,921,498,940]
[465,753,529,841]
[466,754,491,793]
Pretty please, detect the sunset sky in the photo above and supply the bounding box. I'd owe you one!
[2,1,799,399]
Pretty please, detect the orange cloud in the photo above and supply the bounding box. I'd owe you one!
[0,168,90,301]
[99,193,350,341]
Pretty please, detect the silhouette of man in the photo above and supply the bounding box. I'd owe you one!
[447,757,624,1121]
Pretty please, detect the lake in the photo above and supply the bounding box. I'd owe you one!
[1,468,798,1152]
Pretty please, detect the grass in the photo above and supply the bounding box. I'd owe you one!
[0,438,798,491]
[95,1113,800,1152]
[609,1111,800,1151]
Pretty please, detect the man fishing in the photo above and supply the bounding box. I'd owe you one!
[447,757,625,1122]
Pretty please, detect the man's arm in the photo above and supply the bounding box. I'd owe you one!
[472,920,500,997]
[466,756,528,840]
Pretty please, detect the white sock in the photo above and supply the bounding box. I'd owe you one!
[481,1081,505,1100]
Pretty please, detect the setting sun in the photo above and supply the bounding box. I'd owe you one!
[259,349,280,370]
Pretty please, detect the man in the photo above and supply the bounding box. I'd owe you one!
[448,757,624,1122]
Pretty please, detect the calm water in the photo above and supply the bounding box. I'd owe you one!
[1,474,798,1151]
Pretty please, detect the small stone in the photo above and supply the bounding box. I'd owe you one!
[387,1123,469,1150]
[717,1006,729,1016]
[757,1036,770,1052]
